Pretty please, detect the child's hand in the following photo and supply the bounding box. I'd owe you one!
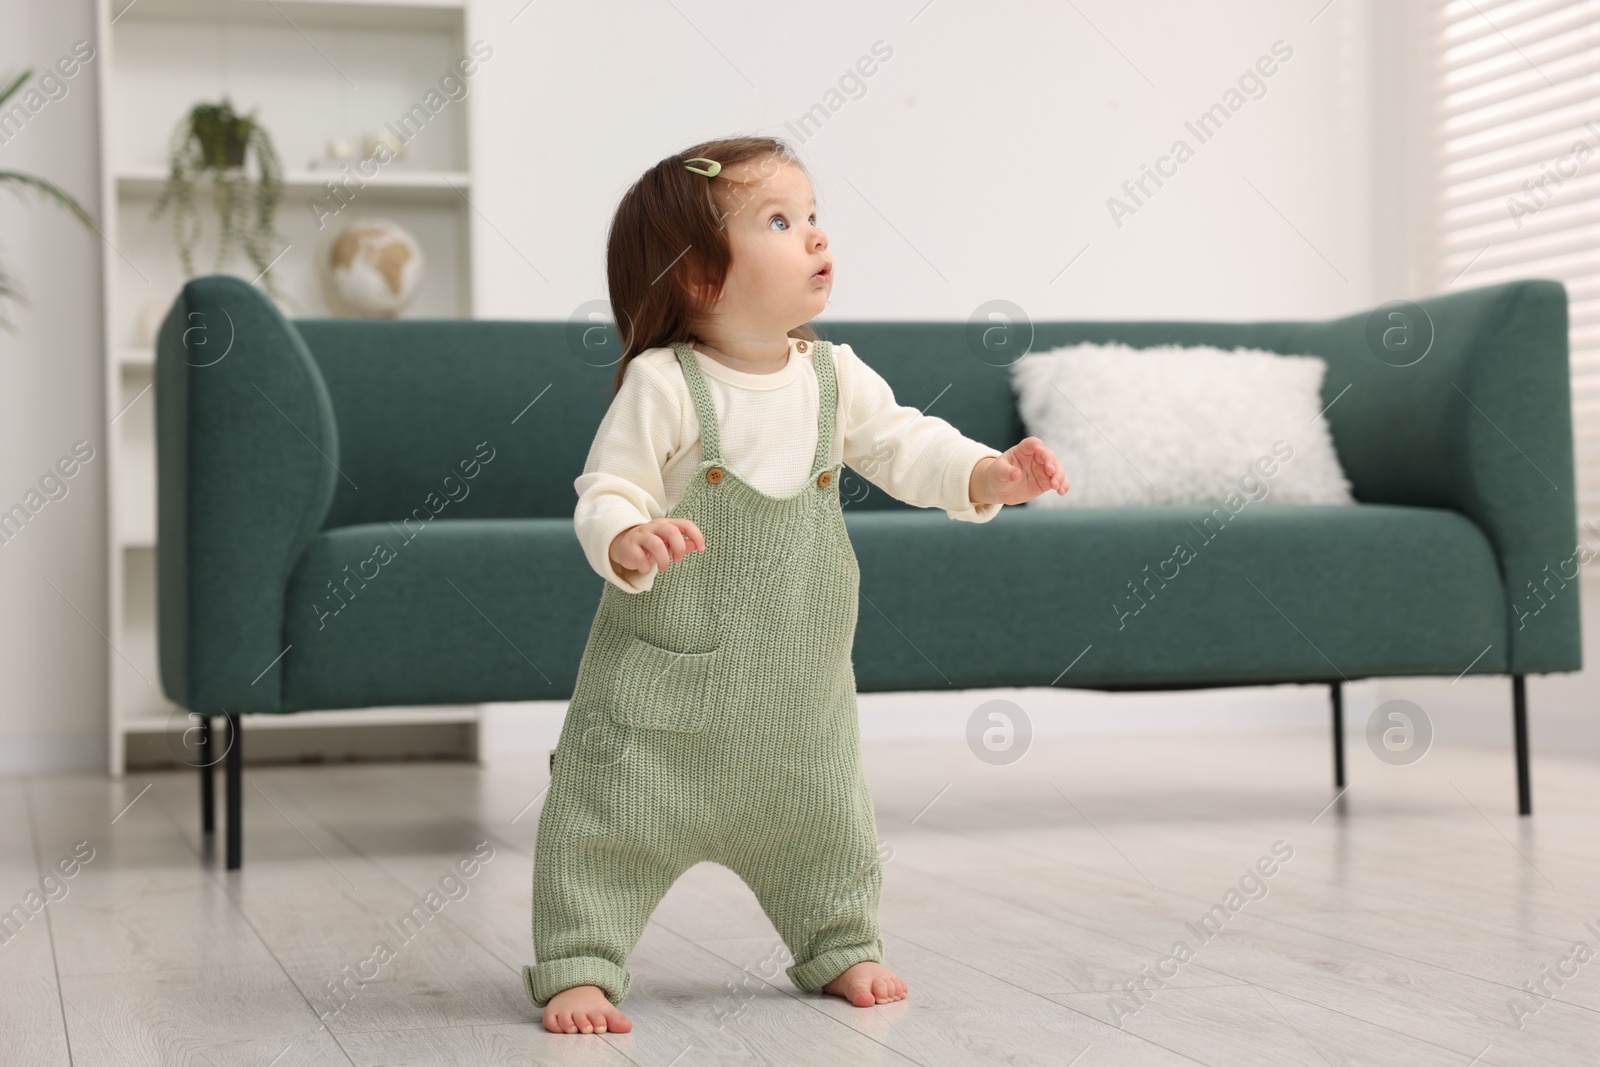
[971,436,1070,506]
[609,518,706,580]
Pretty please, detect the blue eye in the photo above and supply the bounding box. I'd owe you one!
[768,213,817,231]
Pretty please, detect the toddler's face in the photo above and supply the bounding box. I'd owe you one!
[709,158,832,332]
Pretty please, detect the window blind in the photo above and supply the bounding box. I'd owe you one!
[1427,0,1600,547]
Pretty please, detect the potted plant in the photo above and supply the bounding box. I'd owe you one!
[151,98,286,300]
[0,70,95,334]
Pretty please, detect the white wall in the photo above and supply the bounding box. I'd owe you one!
[0,1,107,774]
[467,0,1379,326]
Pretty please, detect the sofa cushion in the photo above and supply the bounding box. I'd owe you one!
[282,517,600,711]
[843,501,1506,691]
[280,501,1506,711]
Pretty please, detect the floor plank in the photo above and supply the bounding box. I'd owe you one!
[0,779,73,1066]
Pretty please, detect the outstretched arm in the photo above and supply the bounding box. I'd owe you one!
[574,360,689,594]
[836,342,1007,522]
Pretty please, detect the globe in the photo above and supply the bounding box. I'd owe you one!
[315,217,424,318]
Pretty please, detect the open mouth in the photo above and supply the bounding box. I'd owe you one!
[812,266,831,282]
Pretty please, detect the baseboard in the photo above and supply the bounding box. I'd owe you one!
[0,732,103,776]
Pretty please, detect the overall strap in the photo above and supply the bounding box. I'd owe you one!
[810,339,837,478]
[672,342,722,466]
[673,338,836,476]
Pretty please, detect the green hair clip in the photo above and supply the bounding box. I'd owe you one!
[683,157,722,177]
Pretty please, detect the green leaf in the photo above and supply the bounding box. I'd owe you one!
[0,171,94,229]
[0,69,30,110]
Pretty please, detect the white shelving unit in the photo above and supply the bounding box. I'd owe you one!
[96,0,484,776]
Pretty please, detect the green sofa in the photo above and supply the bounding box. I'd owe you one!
[155,274,1581,869]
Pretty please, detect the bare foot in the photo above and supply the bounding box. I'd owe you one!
[542,983,632,1035]
[821,960,908,1006]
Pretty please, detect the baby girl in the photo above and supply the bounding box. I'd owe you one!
[523,136,1068,1036]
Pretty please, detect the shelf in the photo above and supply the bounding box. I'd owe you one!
[121,704,482,732]
[99,0,481,773]
[110,0,466,32]
[117,168,471,203]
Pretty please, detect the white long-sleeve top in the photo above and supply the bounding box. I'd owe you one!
[575,336,1005,593]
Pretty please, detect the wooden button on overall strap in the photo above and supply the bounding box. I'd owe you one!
[674,338,837,489]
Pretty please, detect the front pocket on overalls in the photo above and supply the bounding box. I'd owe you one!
[608,636,721,733]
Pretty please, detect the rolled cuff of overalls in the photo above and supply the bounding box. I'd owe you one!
[523,958,632,1008]
[787,939,885,994]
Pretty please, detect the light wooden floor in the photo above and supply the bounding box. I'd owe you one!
[4,728,1598,1066]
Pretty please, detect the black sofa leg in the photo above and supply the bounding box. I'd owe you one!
[1512,674,1531,816]
[199,714,214,835]
[226,710,243,870]
[1330,681,1345,788]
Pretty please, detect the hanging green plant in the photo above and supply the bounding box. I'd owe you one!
[151,98,286,300]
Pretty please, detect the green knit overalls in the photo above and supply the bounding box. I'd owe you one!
[523,339,885,1009]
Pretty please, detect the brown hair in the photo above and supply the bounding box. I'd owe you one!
[605,135,822,395]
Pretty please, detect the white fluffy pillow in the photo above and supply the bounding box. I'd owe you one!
[1009,341,1356,508]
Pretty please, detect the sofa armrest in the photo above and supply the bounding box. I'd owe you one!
[155,275,341,712]
[1321,279,1579,673]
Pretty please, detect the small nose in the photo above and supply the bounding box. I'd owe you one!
[810,225,828,251]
